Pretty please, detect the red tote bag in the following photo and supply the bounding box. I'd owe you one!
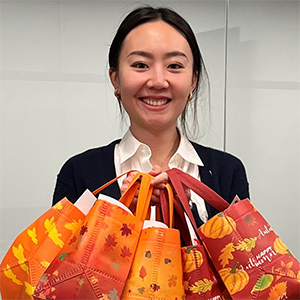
[163,176,230,300]
[167,168,300,300]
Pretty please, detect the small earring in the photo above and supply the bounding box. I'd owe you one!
[188,92,193,102]
[114,89,121,100]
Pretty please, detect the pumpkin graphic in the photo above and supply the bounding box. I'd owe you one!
[219,262,249,295]
[200,212,236,239]
[182,247,203,273]
[274,238,291,256]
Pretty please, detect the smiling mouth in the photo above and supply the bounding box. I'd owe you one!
[140,98,170,106]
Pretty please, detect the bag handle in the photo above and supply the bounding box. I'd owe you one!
[92,171,153,222]
[166,168,230,230]
[92,170,137,197]
[167,168,229,211]
[160,183,174,228]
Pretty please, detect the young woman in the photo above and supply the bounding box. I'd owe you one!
[52,6,249,226]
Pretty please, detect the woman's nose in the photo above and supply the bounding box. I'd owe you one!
[146,67,169,89]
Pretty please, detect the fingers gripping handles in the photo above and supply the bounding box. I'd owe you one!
[92,172,153,222]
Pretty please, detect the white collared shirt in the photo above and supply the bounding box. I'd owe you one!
[114,130,208,222]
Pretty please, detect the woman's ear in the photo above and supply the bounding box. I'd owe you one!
[109,69,119,90]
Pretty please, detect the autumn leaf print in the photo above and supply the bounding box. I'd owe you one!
[53,202,63,210]
[40,261,50,268]
[99,222,109,230]
[145,251,151,258]
[218,242,235,267]
[236,237,257,252]
[58,253,68,261]
[77,278,85,285]
[150,283,161,292]
[139,266,147,281]
[3,265,22,285]
[137,287,145,294]
[120,246,132,258]
[168,275,178,287]
[64,219,83,234]
[108,288,119,300]
[267,282,287,300]
[189,279,214,294]
[112,262,121,270]
[251,274,273,294]
[80,224,88,236]
[104,233,118,251]
[90,276,98,284]
[275,261,295,278]
[24,282,35,296]
[165,258,171,264]
[44,217,64,248]
[12,244,28,274]
[120,224,132,237]
[104,205,114,217]
[27,227,38,244]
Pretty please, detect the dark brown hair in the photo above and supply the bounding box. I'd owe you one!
[109,5,209,138]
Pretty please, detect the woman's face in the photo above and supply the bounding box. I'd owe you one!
[110,20,197,134]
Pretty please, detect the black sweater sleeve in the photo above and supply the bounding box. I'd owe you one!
[52,140,121,205]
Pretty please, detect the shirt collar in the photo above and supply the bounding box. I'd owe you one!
[118,130,151,164]
[172,131,204,166]
[118,129,203,167]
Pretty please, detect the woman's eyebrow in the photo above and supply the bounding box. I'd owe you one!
[165,51,188,61]
[127,51,152,59]
[127,50,188,60]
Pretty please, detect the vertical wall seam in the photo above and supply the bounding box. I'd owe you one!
[223,0,229,151]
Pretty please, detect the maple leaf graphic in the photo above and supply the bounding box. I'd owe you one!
[108,288,119,300]
[150,283,161,292]
[105,205,114,217]
[137,287,145,294]
[168,274,178,287]
[100,222,109,230]
[120,246,132,258]
[104,233,118,251]
[80,224,88,236]
[120,224,132,237]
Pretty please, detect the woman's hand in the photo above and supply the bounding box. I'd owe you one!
[149,165,169,205]
[120,165,169,212]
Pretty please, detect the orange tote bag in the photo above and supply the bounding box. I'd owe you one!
[0,198,85,300]
[121,184,186,300]
[33,173,154,300]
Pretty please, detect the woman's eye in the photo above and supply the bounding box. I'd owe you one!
[132,62,148,69]
[168,63,183,70]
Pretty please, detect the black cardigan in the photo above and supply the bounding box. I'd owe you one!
[52,140,249,225]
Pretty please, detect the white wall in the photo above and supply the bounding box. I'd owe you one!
[1,0,299,264]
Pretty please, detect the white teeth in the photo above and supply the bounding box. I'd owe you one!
[142,98,168,106]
